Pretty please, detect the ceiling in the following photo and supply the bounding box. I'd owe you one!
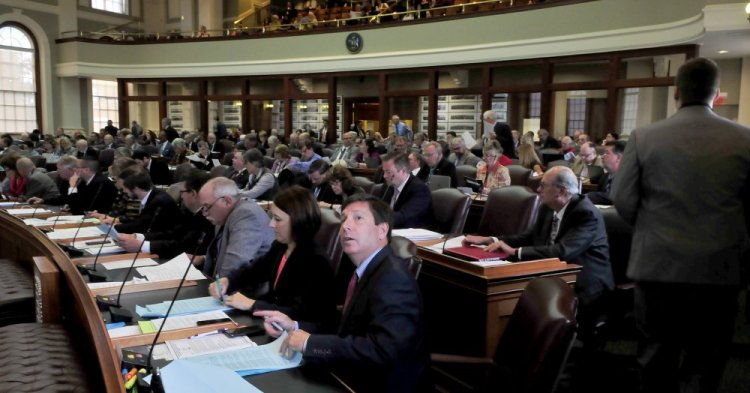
[697,2,750,58]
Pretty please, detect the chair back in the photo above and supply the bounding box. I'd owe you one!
[478,186,540,237]
[548,159,571,168]
[210,165,230,178]
[507,165,532,186]
[427,174,451,191]
[173,163,192,183]
[454,165,477,188]
[389,236,422,279]
[315,209,344,275]
[370,183,386,199]
[352,176,375,194]
[492,277,578,393]
[431,188,471,237]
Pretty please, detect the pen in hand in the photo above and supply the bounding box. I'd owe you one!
[270,320,285,332]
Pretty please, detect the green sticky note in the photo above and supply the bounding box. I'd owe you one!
[138,320,157,334]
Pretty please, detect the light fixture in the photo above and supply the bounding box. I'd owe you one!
[746,2,750,21]
[718,50,729,54]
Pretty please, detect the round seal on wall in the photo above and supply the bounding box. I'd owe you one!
[346,32,363,54]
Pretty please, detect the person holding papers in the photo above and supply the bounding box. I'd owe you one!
[209,186,336,326]
[255,194,428,393]
[462,166,613,334]
[190,141,216,171]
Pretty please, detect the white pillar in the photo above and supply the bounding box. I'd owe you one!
[737,57,750,127]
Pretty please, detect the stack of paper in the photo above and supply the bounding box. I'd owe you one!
[84,246,125,255]
[183,332,302,376]
[392,228,444,242]
[153,360,262,392]
[107,310,233,339]
[136,296,232,318]
[47,226,105,240]
[165,333,256,360]
[6,208,53,216]
[136,253,205,282]
[101,258,158,270]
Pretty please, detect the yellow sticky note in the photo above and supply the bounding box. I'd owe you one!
[138,320,157,334]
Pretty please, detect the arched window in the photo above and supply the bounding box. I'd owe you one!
[0,24,39,133]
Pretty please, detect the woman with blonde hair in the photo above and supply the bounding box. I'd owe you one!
[517,143,544,176]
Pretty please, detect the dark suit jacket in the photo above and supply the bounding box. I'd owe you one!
[237,241,336,329]
[586,173,613,205]
[431,158,457,187]
[502,194,614,304]
[115,189,182,234]
[303,247,428,393]
[229,168,249,189]
[312,183,338,204]
[67,173,117,215]
[413,163,430,183]
[208,142,226,156]
[75,147,99,159]
[382,175,433,229]
[149,159,172,185]
[494,122,517,159]
[146,206,214,259]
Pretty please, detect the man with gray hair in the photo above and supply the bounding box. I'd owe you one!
[482,110,515,158]
[330,131,357,166]
[15,157,60,203]
[463,166,613,330]
[197,177,275,288]
[447,137,480,167]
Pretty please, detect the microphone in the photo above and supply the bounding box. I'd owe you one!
[76,215,118,282]
[61,183,105,257]
[122,234,206,378]
[96,207,162,323]
[440,233,451,255]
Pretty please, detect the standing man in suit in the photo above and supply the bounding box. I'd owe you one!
[65,157,117,215]
[464,166,613,331]
[132,150,172,185]
[198,177,275,287]
[256,193,428,393]
[113,168,182,234]
[423,141,457,187]
[612,57,750,393]
[104,120,119,137]
[381,153,432,229]
[571,142,605,184]
[215,117,228,141]
[74,139,98,159]
[161,117,179,143]
[482,110,516,158]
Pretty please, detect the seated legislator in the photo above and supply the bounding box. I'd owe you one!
[308,159,337,204]
[210,186,336,326]
[190,141,216,171]
[424,141,457,187]
[476,140,511,194]
[228,151,249,189]
[240,148,278,201]
[28,155,77,205]
[87,158,141,224]
[0,156,60,203]
[517,143,545,176]
[133,150,172,186]
[198,177,275,286]
[586,140,625,206]
[255,194,428,393]
[117,169,214,259]
[381,153,433,229]
[571,142,605,184]
[407,151,430,183]
[65,157,117,215]
[0,154,26,198]
[287,139,322,173]
[464,166,614,329]
[271,144,299,175]
[319,165,364,210]
[168,138,191,166]
[112,167,182,234]
[355,138,382,169]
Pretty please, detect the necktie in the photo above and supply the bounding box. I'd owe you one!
[548,215,559,245]
[314,186,321,198]
[343,272,359,311]
[390,188,400,209]
[604,175,613,193]
[204,226,224,276]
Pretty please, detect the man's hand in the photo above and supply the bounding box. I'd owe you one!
[253,310,294,338]
[224,292,255,311]
[68,173,80,188]
[462,235,491,247]
[282,329,310,358]
[117,233,141,252]
[26,197,43,205]
[485,240,515,255]
[208,277,229,300]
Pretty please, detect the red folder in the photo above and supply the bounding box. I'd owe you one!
[443,246,509,262]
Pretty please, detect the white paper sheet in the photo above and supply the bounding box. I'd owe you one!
[47,226,105,240]
[6,208,53,215]
[150,310,231,331]
[136,253,205,282]
[107,325,142,338]
[166,334,256,360]
[392,228,444,242]
[101,258,158,270]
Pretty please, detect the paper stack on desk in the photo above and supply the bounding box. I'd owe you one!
[136,296,232,318]
[392,228,443,242]
[182,332,302,376]
[6,208,53,215]
[155,360,262,393]
[136,253,206,282]
[47,226,106,240]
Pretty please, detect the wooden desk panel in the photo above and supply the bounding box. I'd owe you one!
[417,247,581,357]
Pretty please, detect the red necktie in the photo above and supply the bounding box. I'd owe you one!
[343,272,359,311]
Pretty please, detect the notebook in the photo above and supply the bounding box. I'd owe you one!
[443,245,509,262]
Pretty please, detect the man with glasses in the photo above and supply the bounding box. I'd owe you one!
[463,166,613,334]
[571,142,605,184]
[447,137,480,167]
[423,141,456,188]
[330,132,358,166]
[197,177,275,288]
[118,169,214,259]
[65,157,117,215]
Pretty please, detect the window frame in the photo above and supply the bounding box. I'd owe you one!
[0,22,41,134]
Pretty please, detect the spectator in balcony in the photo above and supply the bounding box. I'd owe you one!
[198,25,210,38]
[268,14,282,31]
[299,8,318,30]
[282,1,298,25]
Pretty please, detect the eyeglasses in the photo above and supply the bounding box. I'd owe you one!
[179,189,191,194]
[200,197,222,214]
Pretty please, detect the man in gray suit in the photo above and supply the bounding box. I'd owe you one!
[330,131,358,167]
[198,177,275,289]
[612,57,750,393]
[15,157,60,203]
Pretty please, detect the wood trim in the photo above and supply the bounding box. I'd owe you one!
[32,256,61,323]
[110,321,238,349]
[88,279,199,296]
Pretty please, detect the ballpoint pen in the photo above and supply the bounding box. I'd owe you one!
[215,274,223,302]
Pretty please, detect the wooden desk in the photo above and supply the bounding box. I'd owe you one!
[350,167,377,180]
[417,247,581,357]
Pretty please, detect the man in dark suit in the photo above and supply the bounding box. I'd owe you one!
[537,128,561,149]
[407,152,430,183]
[113,168,182,234]
[380,153,432,229]
[255,193,428,393]
[423,141,457,187]
[206,132,225,156]
[464,166,614,330]
[65,158,117,215]
[586,140,625,205]
[161,117,179,142]
[117,169,214,259]
[74,139,98,159]
[307,159,337,204]
[228,151,249,189]
[133,150,172,185]
[612,58,750,393]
